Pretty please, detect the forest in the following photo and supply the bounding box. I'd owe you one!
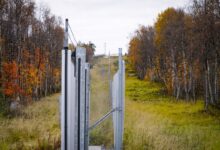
[0,0,95,113]
[128,0,220,110]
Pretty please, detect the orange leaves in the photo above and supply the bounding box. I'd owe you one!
[4,82,16,96]
[2,61,18,80]
[21,64,39,95]
[4,82,21,97]
[2,48,47,98]
[2,61,21,97]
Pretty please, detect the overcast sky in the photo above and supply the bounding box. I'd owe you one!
[35,0,189,55]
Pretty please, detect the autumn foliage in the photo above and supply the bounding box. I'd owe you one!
[128,0,220,109]
[0,0,64,104]
[2,61,21,97]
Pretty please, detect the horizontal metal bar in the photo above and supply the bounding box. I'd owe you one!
[89,108,117,131]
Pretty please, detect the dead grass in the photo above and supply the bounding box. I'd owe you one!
[0,94,60,149]
[89,57,116,148]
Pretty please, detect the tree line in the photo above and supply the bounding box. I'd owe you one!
[0,0,64,106]
[0,0,95,108]
[128,0,220,109]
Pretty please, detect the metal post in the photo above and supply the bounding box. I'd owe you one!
[112,48,125,150]
[85,63,90,150]
[75,47,86,150]
[61,19,77,150]
[62,18,69,150]
[118,48,123,150]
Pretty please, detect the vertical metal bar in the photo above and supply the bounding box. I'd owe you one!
[118,48,123,150]
[85,63,90,150]
[80,49,86,150]
[64,18,69,150]
[77,58,81,150]
[64,50,68,150]
[113,48,124,150]
[84,69,87,150]
[61,50,65,150]
[64,19,69,50]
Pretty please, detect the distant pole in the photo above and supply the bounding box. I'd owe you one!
[108,51,112,107]
[104,42,106,56]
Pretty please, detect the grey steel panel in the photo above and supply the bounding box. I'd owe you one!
[76,47,86,150]
[61,50,65,150]
[67,50,76,149]
[61,50,76,150]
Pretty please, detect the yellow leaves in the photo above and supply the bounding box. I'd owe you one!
[53,68,60,86]
[128,37,141,66]
[19,49,47,96]
[154,7,180,48]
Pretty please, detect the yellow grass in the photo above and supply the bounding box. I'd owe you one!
[89,57,115,148]
[0,94,60,149]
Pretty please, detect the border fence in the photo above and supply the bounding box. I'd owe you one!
[61,19,125,150]
[112,48,125,150]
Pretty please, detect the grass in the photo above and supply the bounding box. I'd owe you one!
[124,76,220,150]
[0,56,116,149]
[87,57,220,149]
[89,57,115,148]
[1,56,220,149]
[0,94,60,149]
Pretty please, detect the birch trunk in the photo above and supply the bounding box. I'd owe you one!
[171,49,176,97]
[207,60,214,104]
[205,69,209,110]
[214,56,218,103]
[183,51,189,100]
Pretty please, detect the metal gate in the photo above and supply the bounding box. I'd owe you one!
[61,19,125,150]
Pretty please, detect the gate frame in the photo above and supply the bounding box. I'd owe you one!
[61,19,125,150]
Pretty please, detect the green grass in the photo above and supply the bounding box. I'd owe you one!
[90,57,220,149]
[124,76,220,150]
[0,94,60,149]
